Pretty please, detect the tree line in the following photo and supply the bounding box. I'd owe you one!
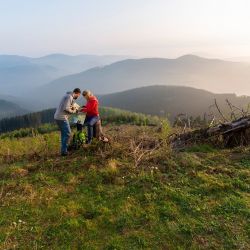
[0,107,161,135]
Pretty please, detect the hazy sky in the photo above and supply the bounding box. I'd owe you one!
[1,0,250,58]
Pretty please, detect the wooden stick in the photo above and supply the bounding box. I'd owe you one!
[214,99,228,122]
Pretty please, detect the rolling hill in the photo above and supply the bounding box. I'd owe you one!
[31,54,130,75]
[0,94,45,112]
[99,85,250,121]
[2,85,250,122]
[34,55,250,106]
[0,54,128,95]
[0,99,29,119]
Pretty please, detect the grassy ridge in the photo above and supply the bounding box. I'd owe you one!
[0,125,249,249]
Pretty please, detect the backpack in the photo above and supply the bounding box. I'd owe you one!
[72,131,86,149]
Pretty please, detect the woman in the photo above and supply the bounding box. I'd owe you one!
[80,90,108,144]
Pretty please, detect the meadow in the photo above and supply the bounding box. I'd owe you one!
[0,124,249,249]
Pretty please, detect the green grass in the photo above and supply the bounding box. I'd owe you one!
[185,144,217,153]
[0,125,249,249]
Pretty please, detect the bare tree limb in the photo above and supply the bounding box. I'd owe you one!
[214,99,228,122]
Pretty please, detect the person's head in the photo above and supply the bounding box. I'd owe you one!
[82,90,93,100]
[73,88,81,99]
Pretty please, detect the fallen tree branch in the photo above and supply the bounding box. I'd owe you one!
[214,99,228,122]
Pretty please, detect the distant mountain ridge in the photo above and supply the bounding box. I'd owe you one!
[34,54,250,107]
[0,99,28,119]
[31,54,130,74]
[0,54,129,95]
[0,94,44,111]
[3,53,250,114]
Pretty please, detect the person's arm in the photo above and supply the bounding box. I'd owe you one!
[81,100,97,113]
[64,96,76,114]
[78,104,85,112]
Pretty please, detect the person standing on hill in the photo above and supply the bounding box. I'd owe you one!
[54,88,81,156]
[80,90,100,144]
[80,90,109,144]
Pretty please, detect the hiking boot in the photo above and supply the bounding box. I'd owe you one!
[61,152,68,157]
[67,145,74,152]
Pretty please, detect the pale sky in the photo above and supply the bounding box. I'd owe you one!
[1,0,250,58]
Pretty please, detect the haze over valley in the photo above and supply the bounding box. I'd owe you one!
[1,53,250,120]
[2,0,250,119]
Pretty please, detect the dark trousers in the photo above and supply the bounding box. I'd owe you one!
[84,116,100,143]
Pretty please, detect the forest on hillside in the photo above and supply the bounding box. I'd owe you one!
[0,107,161,134]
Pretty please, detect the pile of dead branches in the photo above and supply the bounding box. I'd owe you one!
[170,99,250,150]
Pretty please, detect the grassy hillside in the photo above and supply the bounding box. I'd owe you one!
[0,125,249,249]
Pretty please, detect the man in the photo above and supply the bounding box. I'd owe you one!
[54,88,81,156]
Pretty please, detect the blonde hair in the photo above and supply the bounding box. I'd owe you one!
[82,90,93,97]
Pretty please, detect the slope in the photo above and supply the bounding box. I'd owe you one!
[35,55,250,106]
